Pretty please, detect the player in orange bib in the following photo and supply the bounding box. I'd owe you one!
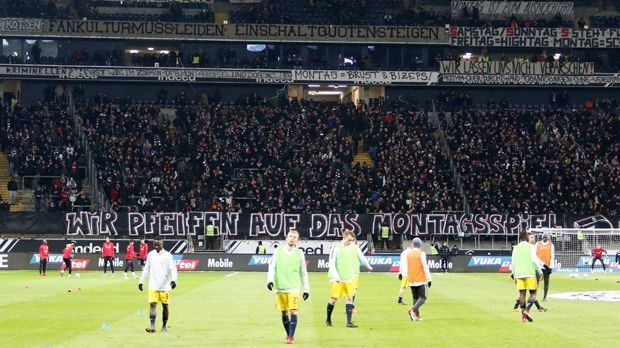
[535,232,555,301]
[400,238,432,321]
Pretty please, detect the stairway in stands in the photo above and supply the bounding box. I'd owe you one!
[0,152,29,212]
[352,139,374,167]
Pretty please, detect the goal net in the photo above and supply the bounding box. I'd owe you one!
[529,228,620,273]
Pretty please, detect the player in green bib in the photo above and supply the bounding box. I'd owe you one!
[511,230,543,323]
[267,230,310,344]
[326,229,372,328]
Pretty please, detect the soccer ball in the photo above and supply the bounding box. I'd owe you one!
[569,273,578,278]
[74,273,81,278]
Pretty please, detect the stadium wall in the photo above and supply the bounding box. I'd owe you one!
[6,252,618,273]
[0,252,477,273]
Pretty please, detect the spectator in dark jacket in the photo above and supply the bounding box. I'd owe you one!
[7,177,18,205]
[438,242,451,273]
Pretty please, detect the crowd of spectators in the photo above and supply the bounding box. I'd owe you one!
[362,97,461,212]
[230,0,617,27]
[89,0,209,10]
[88,4,214,23]
[75,95,460,213]
[11,43,619,74]
[1,0,70,19]
[4,44,405,71]
[0,90,90,212]
[437,92,619,215]
[231,0,390,26]
[1,0,617,28]
[2,89,617,216]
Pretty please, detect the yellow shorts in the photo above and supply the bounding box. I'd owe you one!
[148,290,171,304]
[516,277,538,291]
[275,292,300,311]
[330,282,355,299]
[400,276,408,288]
[353,275,360,290]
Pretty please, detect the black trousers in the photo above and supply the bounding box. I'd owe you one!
[591,257,606,270]
[124,259,134,272]
[39,259,47,274]
[63,257,72,274]
[411,284,427,301]
[440,257,449,272]
[206,236,215,250]
[103,256,115,273]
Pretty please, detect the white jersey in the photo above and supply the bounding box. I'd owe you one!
[399,248,412,277]
[399,248,432,287]
[139,249,178,291]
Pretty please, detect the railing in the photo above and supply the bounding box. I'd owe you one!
[68,92,111,211]
[28,194,91,212]
[428,102,470,214]
[233,168,265,182]
[19,172,87,191]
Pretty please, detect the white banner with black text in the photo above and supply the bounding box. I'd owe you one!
[439,61,595,75]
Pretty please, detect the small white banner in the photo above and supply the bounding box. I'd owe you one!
[225,240,369,255]
[292,70,439,85]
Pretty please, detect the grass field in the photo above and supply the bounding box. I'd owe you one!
[2,271,620,348]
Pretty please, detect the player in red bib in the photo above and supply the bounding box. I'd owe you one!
[591,244,608,271]
[124,240,137,278]
[139,240,149,270]
[39,239,49,276]
[61,243,74,277]
[102,237,116,276]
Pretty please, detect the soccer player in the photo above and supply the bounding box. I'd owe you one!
[138,239,149,270]
[591,243,608,271]
[535,232,555,301]
[61,243,74,277]
[400,238,432,321]
[513,233,546,312]
[351,234,372,312]
[102,237,115,276]
[39,239,49,277]
[326,230,366,328]
[511,230,543,322]
[139,239,178,333]
[124,240,137,278]
[397,240,413,305]
[267,230,310,344]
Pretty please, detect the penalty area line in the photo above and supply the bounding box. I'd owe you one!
[225,272,239,278]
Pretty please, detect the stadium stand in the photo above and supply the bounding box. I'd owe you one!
[437,93,619,215]
[0,93,89,212]
[73,97,461,213]
[0,0,617,221]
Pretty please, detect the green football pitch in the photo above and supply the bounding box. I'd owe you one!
[2,271,619,348]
